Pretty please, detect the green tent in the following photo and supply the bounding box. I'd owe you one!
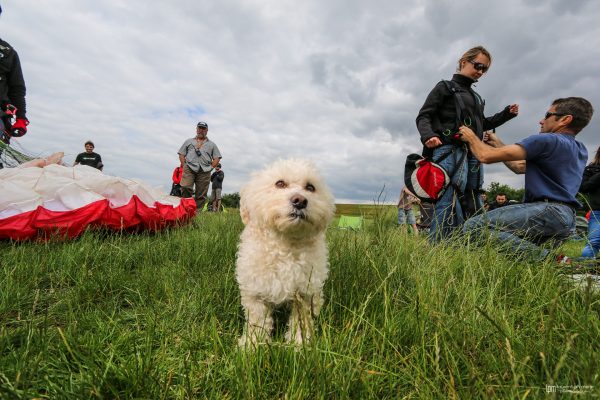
[337,215,363,230]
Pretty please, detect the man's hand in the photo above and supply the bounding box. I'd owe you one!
[483,130,501,147]
[425,136,442,148]
[509,104,519,115]
[211,158,221,169]
[457,125,478,143]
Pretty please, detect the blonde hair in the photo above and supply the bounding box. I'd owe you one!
[457,46,492,71]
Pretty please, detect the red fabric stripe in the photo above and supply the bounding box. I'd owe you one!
[0,196,197,241]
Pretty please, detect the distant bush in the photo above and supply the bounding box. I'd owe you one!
[485,181,525,202]
[222,192,240,208]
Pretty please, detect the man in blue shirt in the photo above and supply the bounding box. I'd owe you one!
[458,97,593,260]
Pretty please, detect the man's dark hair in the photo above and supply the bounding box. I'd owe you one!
[593,145,600,165]
[84,140,95,147]
[551,97,594,134]
[497,192,506,197]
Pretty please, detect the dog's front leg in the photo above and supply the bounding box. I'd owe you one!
[286,292,322,345]
[239,295,273,349]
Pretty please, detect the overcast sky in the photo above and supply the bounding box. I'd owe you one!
[3,0,599,203]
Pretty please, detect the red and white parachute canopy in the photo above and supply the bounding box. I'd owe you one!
[0,159,196,240]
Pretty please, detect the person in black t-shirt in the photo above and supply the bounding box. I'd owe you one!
[210,163,224,211]
[74,140,103,170]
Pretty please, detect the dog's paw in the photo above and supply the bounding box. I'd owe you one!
[238,333,270,350]
[237,335,253,350]
[285,328,312,346]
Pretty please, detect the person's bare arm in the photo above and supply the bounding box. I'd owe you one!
[178,153,186,167]
[483,131,526,174]
[211,157,222,168]
[459,127,526,174]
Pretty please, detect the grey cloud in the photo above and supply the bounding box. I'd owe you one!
[3,0,600,203]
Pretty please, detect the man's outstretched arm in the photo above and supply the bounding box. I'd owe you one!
[482,131,527,174]
[459,126,527,174]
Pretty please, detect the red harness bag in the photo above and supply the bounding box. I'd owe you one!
[172,166,183,184]
[404,153,450,202]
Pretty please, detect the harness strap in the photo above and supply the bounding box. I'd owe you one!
[432,144,469,187]
[442,80,467,130]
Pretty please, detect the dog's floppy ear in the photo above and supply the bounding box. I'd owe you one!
[239,194,250,225]
[240,204,250,225]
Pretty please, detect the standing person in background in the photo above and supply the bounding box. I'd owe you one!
[0,4,29,168]
[74,141,103,170]
[397,186,420,235]
[480,192,490,211]
[579,146,600,261]
[178,121,222,210]
[210,163,224,212]
[416,45,519,242]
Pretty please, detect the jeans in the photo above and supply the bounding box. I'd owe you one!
[398,207,416,225]
[429,145,483,242]
[581,210,600,258]
[462,202,575,261]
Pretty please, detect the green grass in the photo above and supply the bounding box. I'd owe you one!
[1,208,599,398]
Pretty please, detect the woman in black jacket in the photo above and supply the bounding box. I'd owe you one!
[580,146,600,259]
[416,46,519,241]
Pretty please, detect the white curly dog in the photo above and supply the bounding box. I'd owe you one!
[236,159,335,347]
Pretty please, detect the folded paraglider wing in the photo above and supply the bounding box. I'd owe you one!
[0,164,196,240]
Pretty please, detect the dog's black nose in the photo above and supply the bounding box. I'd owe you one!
[291,194,308,210]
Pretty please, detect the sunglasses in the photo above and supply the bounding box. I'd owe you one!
[468,60,489,73]
[544,112,566,120]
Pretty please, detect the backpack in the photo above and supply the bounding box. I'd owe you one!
[404,148,466,203]
[404,153,449,203]
[170,166,183,197]
[170,183,182,197]
[172,166,183,184]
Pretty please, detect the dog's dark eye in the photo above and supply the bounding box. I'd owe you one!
[305,183,315,192]
[275,180,287,188]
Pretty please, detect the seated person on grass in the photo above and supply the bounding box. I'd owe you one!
[458,97,593,262]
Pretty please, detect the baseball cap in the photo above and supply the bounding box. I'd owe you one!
[197,121,208,129]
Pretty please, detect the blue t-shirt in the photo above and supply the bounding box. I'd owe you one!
[517,133,587,206]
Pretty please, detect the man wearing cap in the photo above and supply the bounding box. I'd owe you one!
[178,121,222,209]
[74,140,103,170]
[210,163,224,212]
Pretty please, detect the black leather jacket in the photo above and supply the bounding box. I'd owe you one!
[0,38,26,119]
[580,163,600,210]
[416,74,515,156]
